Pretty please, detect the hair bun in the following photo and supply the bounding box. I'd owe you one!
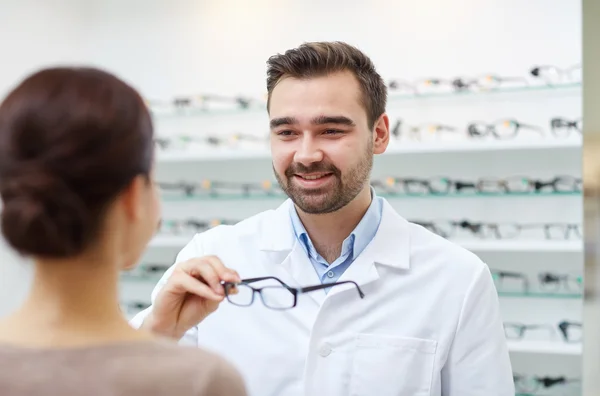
[0,168,91,257]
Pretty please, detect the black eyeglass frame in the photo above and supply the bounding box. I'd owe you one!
[221,276,365,310]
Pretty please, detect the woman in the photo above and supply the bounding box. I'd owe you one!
[0,67,247,395]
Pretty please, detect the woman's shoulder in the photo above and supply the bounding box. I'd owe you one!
[112,340,248,395]
[0,339,247,396]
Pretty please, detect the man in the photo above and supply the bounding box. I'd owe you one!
[131,41,514,396]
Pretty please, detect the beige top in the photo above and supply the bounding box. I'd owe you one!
[0,340,247,396]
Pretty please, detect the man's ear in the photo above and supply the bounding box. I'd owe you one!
[373,113,390,154]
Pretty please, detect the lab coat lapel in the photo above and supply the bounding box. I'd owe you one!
[328,199,411,299]
[280,241,326,306]
[259,199,325,307]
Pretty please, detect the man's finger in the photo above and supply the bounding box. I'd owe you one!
[204,255,241,282]
[170,271,224,302]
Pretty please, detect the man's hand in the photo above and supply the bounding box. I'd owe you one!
[141,255,241,340]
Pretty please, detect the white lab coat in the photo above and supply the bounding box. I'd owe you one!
[131,198,514,396]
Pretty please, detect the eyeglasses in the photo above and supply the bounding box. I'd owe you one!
[159,180,281,197]
[412,220,582,240]
[513,374,580,394]
[403,73,531,95]
[491,270,530,293]
[530,64,581,85]
[221,276,365,310]
[379,175,581,195]
[148,94,265,111]
[558,321,582,343]
[538,272,583,293]
[155,133,268,151]
[158,218,237,235]
[550,117,582,138]
[491,270,583,294]
[391,119,458,140]
[504,320,582,342]
[467,119,545,139]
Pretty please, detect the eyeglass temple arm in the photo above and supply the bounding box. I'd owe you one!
[519,122,546,134]
[236,276,292,288]
[299,281,365,298]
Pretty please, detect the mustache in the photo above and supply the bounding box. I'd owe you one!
[284,162,340,178]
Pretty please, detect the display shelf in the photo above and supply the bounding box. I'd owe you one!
[155,138,581,163]
[147,235,582,252]
[160,191,581,202]
[507,340,581,355]
[149,83,581,118]
[497,291,581,299]
[459,240,582,253]
[119,273,583,302]
[149,235,191,248]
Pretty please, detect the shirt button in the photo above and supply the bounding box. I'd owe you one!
[327,271,335,278]
[319,343,332,357]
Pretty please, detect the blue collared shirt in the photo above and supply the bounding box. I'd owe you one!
[289,189,383,291]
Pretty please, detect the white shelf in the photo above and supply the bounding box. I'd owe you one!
[149,235,191,248]
[507,340,581,355]
[458,240,582,253]
[149,235,582,253]
[156,138,581,164]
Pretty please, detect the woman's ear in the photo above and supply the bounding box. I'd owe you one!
[119,175,147,222]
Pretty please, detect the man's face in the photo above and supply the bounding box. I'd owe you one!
[269,70,374,214]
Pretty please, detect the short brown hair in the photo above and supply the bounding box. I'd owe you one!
[266,41,387,128]
[0,67,154,258]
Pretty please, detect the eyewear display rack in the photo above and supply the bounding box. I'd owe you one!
[121,81,583,396]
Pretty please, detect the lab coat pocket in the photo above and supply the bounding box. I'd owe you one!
[349,333,437,396]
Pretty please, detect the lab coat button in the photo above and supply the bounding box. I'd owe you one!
[327,271,335,278]
[319,343,332,357]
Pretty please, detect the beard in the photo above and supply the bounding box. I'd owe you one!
[273,146,373,215]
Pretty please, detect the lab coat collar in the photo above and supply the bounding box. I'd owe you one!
[259,198,410,270]
[258,199,297,251]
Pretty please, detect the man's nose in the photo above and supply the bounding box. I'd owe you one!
[293,137,324,167]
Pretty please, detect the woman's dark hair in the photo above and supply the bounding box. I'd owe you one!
[0,67,154,258]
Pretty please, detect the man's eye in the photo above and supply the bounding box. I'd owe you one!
[324,129,342,134]
[277,130,294,136]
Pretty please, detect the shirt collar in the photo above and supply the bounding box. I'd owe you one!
[289,187,383,261]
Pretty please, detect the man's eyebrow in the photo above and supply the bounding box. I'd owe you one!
[311,115,356,126]
[270,117,298,129]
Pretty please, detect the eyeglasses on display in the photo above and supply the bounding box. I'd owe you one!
[550,117,582,138]
[159,180,282,197]
[158,218,237,235]
[491,270,582,294]
[147,93,266,111]
[467,119,545,139]
[123,263,171,278]
[390,119,459,140]
[412,219,582,241]
[530,63,581,86]
[503,320,581,343]
[538,272,583,293]
[491,270,530,293]
[221,276,365,310]
[379,175,581,195]
[391,117,579,141]
[387,63,580,96]
[513,374,580,394]
[155,133,268,151]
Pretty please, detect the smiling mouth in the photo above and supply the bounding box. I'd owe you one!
[296,173,332,180]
